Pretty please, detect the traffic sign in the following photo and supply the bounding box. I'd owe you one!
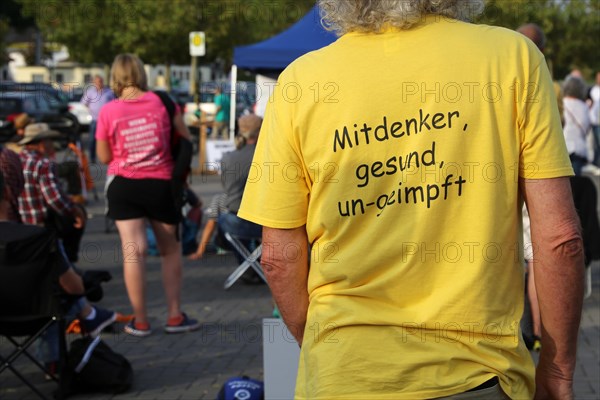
[189,32,206,57]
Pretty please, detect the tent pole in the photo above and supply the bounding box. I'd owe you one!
[229,65,238,142]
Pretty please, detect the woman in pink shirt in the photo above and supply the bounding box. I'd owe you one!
[96,53,199,337]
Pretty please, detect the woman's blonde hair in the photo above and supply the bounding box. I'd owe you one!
[110,53,148,97]
[318,0,486,35]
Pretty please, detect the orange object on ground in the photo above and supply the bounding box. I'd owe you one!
[66,313,133,334]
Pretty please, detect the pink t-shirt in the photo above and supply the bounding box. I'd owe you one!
[96,91,174,180]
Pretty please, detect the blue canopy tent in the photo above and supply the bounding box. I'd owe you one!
[232,5,338,72]
[226,5,337,134]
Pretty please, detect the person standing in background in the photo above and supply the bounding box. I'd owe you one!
[563,75,593,175]
[589,72,600,167]
[96,54,199,337]
[516,23,564,124]
[211,86,231,140]
[81,75,114,163]
[516,23,549,353]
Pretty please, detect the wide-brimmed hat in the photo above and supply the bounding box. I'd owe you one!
[18,123,60,145]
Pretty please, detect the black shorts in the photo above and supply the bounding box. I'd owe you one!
[106,176,179,224]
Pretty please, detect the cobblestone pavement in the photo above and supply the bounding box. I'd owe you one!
[1,163,599,399]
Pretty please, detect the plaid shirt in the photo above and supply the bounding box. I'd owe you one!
[18,148,74,226]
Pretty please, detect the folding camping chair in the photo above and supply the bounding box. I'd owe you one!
[223,232,266,289]
[0,228,67,400]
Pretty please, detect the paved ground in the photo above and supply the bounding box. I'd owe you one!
[1,154,599,399]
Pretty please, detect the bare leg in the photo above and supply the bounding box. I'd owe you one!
[115,218,149,324]
[189,218,216,260]
[527,260,542,338]
[150,219,182,319]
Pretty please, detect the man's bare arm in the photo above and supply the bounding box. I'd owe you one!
[521,177,584,400]
[262,226,309,345]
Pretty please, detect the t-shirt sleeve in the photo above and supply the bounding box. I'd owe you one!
[238,86,310,229]
[518,56,573,179]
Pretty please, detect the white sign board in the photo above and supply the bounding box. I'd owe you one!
[255,74,277,118]
[204,140,236,173]
[189,32,206,57]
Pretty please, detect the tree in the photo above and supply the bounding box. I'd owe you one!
[18,0,596,81]
[17,0,133,65]
[187,0,316,65]
[16,0,315,66]
[478,0,600,79]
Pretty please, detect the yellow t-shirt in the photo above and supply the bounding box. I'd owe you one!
[239,16,573,400]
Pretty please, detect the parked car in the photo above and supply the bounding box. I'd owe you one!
[64,87,92,131]
[67,102,92,132]
[0,92,80,145]
[0,81,70,111]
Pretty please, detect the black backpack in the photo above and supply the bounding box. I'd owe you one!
[153,90,194,219]
[61,336,133,397]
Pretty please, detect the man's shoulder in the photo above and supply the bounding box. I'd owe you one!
[241,143,256,156]
[0,146,20,162]
[221,149,236,163]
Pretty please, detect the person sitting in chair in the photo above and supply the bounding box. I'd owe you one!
[17,123,87,262]
[0,170,116,375]
[216,115,263,266]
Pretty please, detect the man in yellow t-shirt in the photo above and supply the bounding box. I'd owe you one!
[238,1,585,399]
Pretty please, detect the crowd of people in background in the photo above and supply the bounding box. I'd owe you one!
[516,24,600,357]
[0,51,264,380]
[563,71,600,175]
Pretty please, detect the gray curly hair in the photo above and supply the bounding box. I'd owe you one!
[318,0,486,35]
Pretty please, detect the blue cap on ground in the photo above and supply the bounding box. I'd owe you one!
[216,376,264,400]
